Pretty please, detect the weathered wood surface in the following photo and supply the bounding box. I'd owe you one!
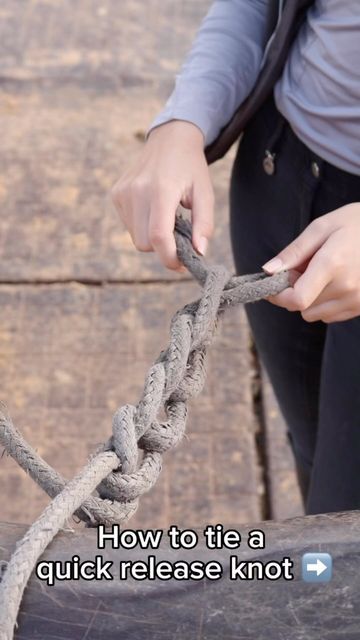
[0,0,234,282]
[1,512,359,639]
[0,0,297,532]
[0,284,261,528]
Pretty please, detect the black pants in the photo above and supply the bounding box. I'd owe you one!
[229,94,360,516]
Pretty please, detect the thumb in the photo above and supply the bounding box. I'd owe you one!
[191,181,214,256]
[262,218,331,274]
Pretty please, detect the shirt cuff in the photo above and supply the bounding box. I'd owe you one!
[145,81,229,148]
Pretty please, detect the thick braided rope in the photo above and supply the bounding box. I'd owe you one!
[0,215,290,638]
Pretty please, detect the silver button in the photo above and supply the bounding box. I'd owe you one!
[263,150,276,175]
[311,161,320,178]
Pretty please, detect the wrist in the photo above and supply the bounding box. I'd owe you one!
[147,119,205,148]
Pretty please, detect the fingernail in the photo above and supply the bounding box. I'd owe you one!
[262,257,284,274]
[196,236,208,256]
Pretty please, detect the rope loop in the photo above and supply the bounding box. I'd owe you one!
[0,213,292,639]
[0,214,291,527]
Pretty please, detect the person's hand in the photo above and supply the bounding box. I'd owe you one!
[111,120,214,272]
[262,203,360,323]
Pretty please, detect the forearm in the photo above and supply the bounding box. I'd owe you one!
[146,0,269,147]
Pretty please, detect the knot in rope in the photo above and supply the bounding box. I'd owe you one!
[0,215,290,528]
[0,214,291,638]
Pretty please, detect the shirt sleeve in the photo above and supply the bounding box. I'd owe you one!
[146,0,270,147]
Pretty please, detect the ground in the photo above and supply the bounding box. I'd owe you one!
[0,0,302,529]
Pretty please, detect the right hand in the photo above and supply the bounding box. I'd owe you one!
[111,120,215,272]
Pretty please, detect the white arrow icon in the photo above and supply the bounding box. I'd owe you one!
[306,559,327,576]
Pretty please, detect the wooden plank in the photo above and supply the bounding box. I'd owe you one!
[0,283,261,528]
[0,0,235,282]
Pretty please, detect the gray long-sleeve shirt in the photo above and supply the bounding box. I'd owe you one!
[147,0,360,176]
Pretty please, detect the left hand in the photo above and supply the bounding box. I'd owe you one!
[262,203,360,323]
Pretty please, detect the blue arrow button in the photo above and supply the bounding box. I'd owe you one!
[302,552,332,582]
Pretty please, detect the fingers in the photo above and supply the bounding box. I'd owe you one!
[272,250,333,311]
[262,216,333,274]
[269,276,358,322]
[112,175,213,272]
[263,206,360,322]
[148,189,184,271]
[112,179,183,271]
[301,299,355,323]
[111,120,214,273]
[191,180,214,256]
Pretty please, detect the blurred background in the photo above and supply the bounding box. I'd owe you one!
[0,0,302,528]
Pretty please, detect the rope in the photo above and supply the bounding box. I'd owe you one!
[0,214,290,638]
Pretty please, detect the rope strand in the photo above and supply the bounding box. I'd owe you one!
[0,214,291,638]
